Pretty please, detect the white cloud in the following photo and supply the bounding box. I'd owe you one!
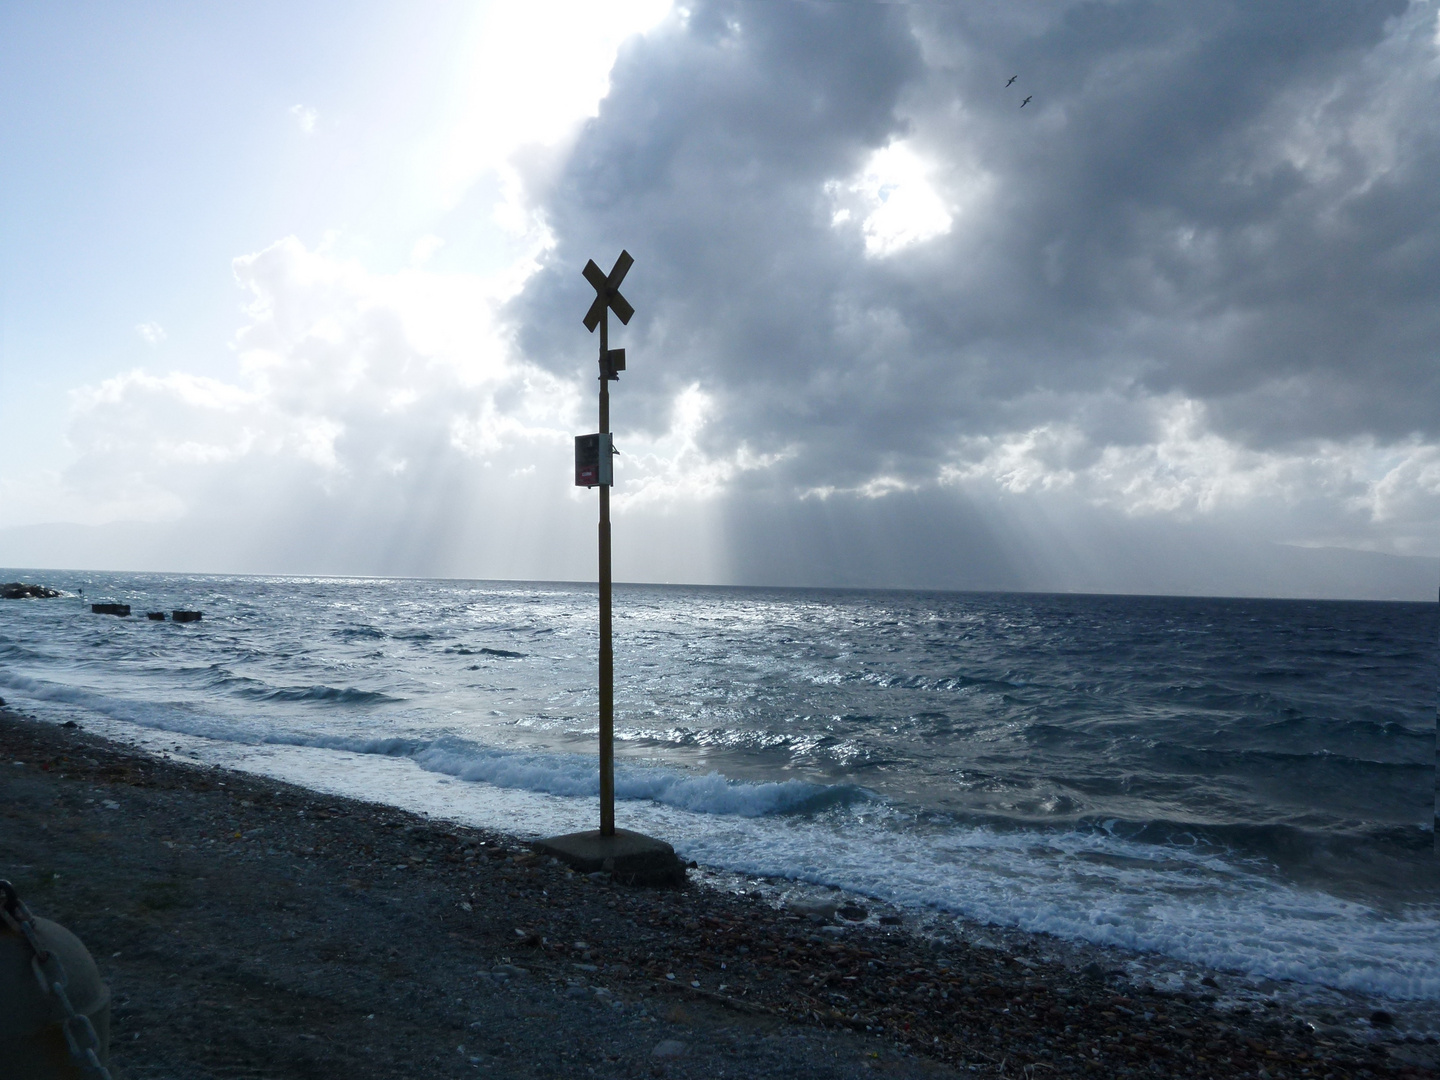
[936,396,1438,556]
[289,104,318,134]
[135,321,166,344]
[613,384,791,509]
[38,234,775,578]
[410,234,445,266]
[58,238,571,525]
[800,474,918,502]
[1356,442,1440,555]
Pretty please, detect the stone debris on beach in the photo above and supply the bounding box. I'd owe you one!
[787,897,840,922]
[0,707,1433,1080]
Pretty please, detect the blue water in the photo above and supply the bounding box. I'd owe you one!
[1,572,1435,1001]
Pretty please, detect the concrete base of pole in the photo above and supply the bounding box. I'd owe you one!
[533,829,687,887]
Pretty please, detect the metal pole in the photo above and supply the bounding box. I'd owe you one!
[598,310,615,836]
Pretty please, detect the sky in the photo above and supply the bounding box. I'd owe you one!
[1,0,1437,599]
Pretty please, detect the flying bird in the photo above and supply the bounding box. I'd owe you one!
[1006,75,1017,87]
[1021,95,1033,107]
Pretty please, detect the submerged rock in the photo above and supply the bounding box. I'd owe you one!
[1,582,60,599]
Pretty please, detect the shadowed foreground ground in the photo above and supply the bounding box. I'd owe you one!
[1,708,1433,1079]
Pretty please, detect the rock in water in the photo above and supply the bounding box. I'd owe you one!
[172,610,202,623]
[1,583,60,599]
[91,603,131,616]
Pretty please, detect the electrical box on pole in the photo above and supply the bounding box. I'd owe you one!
[574,433,613,487]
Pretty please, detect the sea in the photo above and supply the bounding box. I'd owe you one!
[1,572,1436,1020]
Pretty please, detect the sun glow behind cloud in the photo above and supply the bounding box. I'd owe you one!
[2,2,682,558]
[437,0,673,229]
[827,141,965,256]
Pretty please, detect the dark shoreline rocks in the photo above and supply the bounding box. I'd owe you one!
[0,707,1432,1080]
[1,582,61,599]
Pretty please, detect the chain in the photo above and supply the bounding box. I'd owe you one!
[0,880,115,1080]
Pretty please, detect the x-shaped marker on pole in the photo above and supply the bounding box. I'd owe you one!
[583,251,634,331]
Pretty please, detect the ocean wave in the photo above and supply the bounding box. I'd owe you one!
[0,637,48,662]
[333,626,386,640]
[411,744,870,817]
[235,684,399,705]
[833,671,1021,693]
[0,672,261,743]
[1154,742,1431,772]
[1255,714,1435,743]
[273,733,428,757]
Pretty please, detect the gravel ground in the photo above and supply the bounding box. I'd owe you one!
[1,706,1434,1080]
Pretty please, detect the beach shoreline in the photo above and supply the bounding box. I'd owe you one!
[2,704,1433,1079]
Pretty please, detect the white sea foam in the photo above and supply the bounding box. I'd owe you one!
[411,744,863,816]
[0,672,278,744]
[667,810,1440,1002]
[0,673,862,819]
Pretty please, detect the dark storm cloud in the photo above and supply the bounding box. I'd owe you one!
[927,0,1440,447]
[511,0,1439,491]
[512,0,925,485]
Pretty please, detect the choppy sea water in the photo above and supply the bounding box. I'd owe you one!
[1,572,1435,1008]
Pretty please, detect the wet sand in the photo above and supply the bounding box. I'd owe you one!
[1,706,1433,1079]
